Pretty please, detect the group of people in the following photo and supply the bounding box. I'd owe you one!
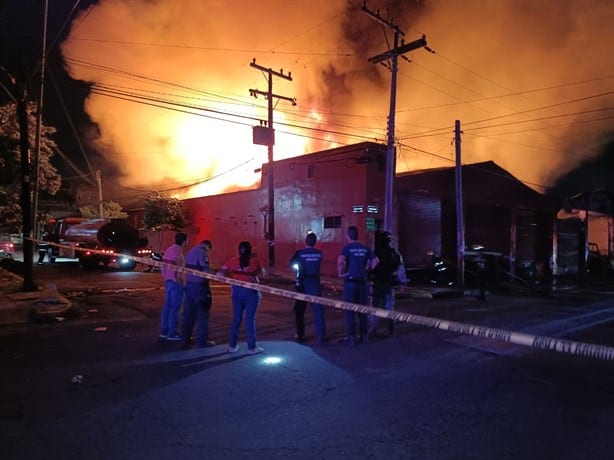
[336,226,406,346]
[158,225,406,353]
[158,233,265,355]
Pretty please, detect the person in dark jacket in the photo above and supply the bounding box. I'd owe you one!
[369,231,407,338]
[37,232,50,265]
[290,232,326,343]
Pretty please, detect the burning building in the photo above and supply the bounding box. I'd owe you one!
[134,142,560,283]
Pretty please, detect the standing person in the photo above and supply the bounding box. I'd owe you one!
[37,231,50,265]
[290,232,326,344]
[159,232,187,341]
[337,225,379,346]
[219,241,264,354]
[182,239,216,348]
[369,231,407,338]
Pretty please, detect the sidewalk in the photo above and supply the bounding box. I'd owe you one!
[0,265,75,326]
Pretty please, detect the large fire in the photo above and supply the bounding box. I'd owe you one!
[60,0,614,199]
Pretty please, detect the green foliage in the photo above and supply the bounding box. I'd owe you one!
[0,102,61,232]
[141,191,188,231]
[79,201,128,219]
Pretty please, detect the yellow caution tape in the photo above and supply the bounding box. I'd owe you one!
[31,238,614,361]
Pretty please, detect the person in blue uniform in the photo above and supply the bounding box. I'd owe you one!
[182,239,216,348]
[337,226,379,346]
[290,232,326,343]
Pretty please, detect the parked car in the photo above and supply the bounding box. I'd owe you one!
[0,234,15,258]
[9,234,22,246]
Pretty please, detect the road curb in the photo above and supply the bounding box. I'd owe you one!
[0,267,76,325]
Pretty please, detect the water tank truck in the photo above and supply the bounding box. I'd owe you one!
[63,219,150,270]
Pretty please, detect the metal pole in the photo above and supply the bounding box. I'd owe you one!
[32,0,49,235]
[454,120,465,292]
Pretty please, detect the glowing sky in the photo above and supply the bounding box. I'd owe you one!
[60,0,614,198]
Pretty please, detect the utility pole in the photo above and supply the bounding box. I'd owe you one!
[96,169,104,219]
[18,86,36,291]
[249,58,296,275]
[363,2,426,232]
[454,120,465,292]
[32,0,49,235]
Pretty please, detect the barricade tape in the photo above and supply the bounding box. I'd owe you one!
[30,238,614,361]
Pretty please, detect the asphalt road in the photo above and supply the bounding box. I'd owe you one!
[1,261,614,459]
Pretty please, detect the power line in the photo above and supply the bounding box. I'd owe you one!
[67,37,355,58]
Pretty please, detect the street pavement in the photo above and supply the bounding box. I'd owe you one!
[2,261,614,459]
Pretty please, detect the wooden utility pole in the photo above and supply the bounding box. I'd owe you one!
[96,170,104,218]
[249,58,295,275]
[363,3,426,232]
[454,120,465,292]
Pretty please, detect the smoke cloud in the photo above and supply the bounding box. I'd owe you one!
[60,0,614,199]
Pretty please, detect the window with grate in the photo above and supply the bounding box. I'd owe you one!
[324,216,342,229]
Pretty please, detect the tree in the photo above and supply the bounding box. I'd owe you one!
[0,101,61,232]
[79,201,128,219]
[141,191,189,252]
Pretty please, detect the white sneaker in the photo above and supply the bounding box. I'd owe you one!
[227,345,240,353]
[247,346,264,355]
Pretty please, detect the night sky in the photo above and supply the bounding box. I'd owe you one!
[1,0,613,205]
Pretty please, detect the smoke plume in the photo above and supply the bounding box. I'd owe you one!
[60,0,614,199]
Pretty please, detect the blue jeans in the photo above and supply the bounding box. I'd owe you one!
[182,282,212,345]
[229,286,261,349]
[370,283,395,335]
[160,280,183,336]
[343,280,368,339]
[294,279,326,340]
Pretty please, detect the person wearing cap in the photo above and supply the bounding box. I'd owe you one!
[159,232,187,342]
[181,239,216,348]
[369,231,407,338]
[337,226,379,346]
[290,232,326,343]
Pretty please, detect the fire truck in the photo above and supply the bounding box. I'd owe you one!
[49,217,150,270]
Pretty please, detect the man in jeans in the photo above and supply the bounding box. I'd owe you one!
[290,232,326,343]
[337,226,379,346]
[182,239,216,348]
[159,232,187,341]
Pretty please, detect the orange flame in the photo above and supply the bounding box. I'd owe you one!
[60,0,614,199]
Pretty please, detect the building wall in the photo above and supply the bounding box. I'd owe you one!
[395,162,556,276]
[129,148,556,280]
[179,142,387,278]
